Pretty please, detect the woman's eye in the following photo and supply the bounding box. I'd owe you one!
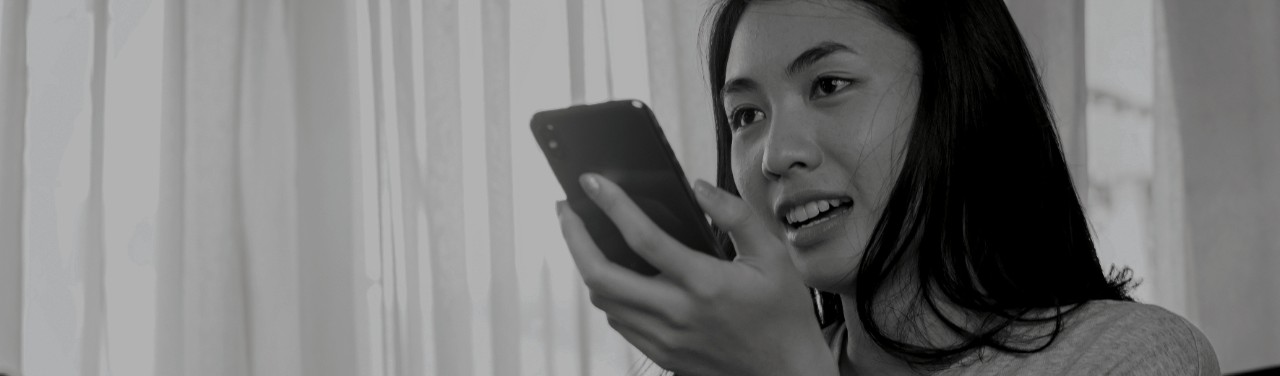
[811,77,854,98]
[729,107,767,130]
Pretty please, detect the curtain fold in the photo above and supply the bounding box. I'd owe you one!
[155,0,188,372]
[481,0,521,375]
[237,0,302,375]
[1164,1,1280,372]
[156,0,257,374]
[641,0,716,184]
[291,0,361,375]
[0,0,29,374]
[423,0,473,375]
[387,1,426,374]
[80,1,109,375]
[564,1,592,375]
[157,0,359,375]
[365,0,404,374]
[1150,0,1192,327]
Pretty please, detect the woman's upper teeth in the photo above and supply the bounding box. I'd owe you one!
[786,199,846,225]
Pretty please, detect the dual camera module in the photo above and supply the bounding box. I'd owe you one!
[538,100,644,160]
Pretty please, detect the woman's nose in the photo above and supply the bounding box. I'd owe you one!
[761,118,822,180]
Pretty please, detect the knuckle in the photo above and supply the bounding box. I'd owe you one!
[653,332,688,361]
[579,270,606,291]
[626,228,661,251]
[646,332,696,372]
[651,334,680,358]
[648,350,673,368]
[659,301,695,331]
[686,279,722,301]
[587,290,611,311]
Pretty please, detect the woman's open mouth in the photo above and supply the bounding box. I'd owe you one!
[781,197,854,249]
[783,197,853,229]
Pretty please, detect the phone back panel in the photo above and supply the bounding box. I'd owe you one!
[531,100,721,276]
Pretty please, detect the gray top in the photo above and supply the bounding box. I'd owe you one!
[824,300,1220,375]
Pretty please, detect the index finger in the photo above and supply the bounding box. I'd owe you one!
[557,201,683,312]
[579,173,720,283]
[692,180,783,260]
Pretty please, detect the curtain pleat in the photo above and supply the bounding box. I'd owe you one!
[290,0,361,375]
[237,0,303,375]
[563,1,591,375]
[0,0,28,374]
[391,0,427,370]
[598,0,614,99]
[388,0,426,375]
[480,0,521,375]
[541,262,557,376]
[155,0,189,372]
[157,0,360,374]
[363,0,397,374]
[567,0,586,105]
[423,0,473,375]
[157,0,253,374]
[641,0,715,183]
[80,1,110,375]
[368,0,432,374]
[1150,0,1192,325]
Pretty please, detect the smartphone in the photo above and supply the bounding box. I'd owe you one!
[531,99,722,276]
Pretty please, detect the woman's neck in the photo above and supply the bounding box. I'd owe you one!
[836,278,986,376]
[837,293,923,375]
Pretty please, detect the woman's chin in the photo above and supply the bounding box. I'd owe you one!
[789,244,862,293]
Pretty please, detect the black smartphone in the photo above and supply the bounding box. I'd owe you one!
[531,99,722,276]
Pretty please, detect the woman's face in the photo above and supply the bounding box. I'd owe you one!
[724,0,919,292]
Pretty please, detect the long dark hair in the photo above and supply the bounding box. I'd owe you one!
[702,0,1135,370]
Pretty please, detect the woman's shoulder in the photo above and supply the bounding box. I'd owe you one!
[1063,300,1213,352]
[952,300,1220,376]
[826,300,1220,375]
[1056,300,1220,374]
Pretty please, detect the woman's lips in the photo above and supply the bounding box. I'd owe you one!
[784,204,853,249]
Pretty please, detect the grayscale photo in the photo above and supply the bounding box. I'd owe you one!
[0,0,1277,375]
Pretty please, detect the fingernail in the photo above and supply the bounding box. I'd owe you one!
[580,174,600,194]
[694,179,714,197]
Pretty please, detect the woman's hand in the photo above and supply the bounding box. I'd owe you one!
[556,173,838,376]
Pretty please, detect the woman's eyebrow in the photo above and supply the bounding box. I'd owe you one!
[722,77,759,97]
[721,41,854,97]
[785,41,855,77]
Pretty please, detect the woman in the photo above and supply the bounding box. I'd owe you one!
[556,0,1220,374]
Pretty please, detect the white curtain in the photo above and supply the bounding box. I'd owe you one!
[2,0,1277,375]
[1162,1,1280,372]
[1012,1,1280,372]
[0,1,28,375]
[3,0,701,374]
